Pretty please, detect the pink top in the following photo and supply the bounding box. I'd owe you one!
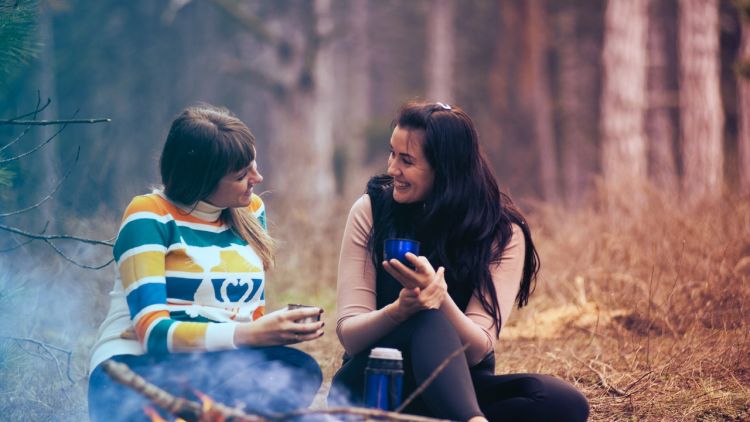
[335,194,526,366]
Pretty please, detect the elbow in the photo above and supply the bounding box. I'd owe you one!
[465,336,494,367]
[336,317,364,357]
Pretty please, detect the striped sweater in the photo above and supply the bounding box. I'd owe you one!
[89,191,267,371]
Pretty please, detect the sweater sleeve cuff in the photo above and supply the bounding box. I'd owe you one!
[205,323,238,351]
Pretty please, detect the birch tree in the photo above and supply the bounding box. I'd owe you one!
[600,0,648,197]
[678,0,724,202]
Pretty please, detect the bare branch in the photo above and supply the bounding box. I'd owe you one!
[0,223,114,247]
[8,95,51,121]
[208,0,276,44]
[0,125,32,153]
[0,110,76,164]
[395,343,470,413]
[0,237,34,252]
[572,356,627,397]
[0,336,77,384]
[0,147,80,217]
[43,239,114,270]
[103,359,456,422]
[0,118,111,125]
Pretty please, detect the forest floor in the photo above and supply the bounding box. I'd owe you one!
[0,187,748,421]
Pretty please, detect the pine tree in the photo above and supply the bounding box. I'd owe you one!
[0,0,39,84]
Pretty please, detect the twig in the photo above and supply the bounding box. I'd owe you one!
[103,359,264,422]
[43,239,114,270]
[0,237,34,252]
[0,223,114,246]
[0,336,77,384]
[103,359,456,422]
[395,343,470,413]
[0,111,75,164]
[572,356,627,397]
[8,94,51,121]
[279,407,455,421]
[0,118,111,125]
[0,147,80,217]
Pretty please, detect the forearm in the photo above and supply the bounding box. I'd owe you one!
[336,304,401,356]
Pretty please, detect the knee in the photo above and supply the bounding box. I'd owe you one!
[277,347,323,385]
[408,309,452,332]
[535,375,589,422]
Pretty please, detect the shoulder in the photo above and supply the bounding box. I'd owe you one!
[346,194,373,231]
[502,223,526,256]
[121,193,171,220]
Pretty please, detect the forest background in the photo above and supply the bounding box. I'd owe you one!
[1,0,749,421]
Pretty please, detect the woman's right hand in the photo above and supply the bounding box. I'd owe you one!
[386,267,447,322]
[233,307,324,347]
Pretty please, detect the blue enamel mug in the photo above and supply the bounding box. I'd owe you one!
[384,238,420,267]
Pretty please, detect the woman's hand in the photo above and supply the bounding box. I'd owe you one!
[382,252,437,289]
[234,307,324,347]
[386,266,447,322]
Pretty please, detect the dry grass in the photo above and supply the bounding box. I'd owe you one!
[1,187,748,421]
[270,186,750,421]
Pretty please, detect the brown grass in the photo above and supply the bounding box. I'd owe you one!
[269,186,750,421]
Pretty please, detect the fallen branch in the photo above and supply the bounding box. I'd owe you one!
[103,359,456,422]
[396,343,470,413]
[572,356,626,397]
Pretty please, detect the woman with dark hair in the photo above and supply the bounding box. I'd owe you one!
[88,105,323,420]
[330,102,589,421]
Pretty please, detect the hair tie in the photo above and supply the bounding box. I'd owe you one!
[436,102,451,110]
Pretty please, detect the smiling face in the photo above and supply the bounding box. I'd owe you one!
[205,157,263,208]
[387,126,435,204]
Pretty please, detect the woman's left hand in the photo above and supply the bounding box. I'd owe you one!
[383,253,437,289]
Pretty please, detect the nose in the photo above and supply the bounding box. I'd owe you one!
[250,169,263,185]
[387,157,399,177]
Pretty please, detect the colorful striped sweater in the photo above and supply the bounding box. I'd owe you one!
[89,191,267,372]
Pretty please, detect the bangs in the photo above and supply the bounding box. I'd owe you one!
[216,127,256,174]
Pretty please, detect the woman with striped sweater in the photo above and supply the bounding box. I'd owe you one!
[88,105,323,420]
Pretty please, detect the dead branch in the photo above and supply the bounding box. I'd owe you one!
[103,359,265,422]
[572,356,627,397]
[0,147,80,218]
[0,223,114,247]
[8,93,51,121]
[0,336,77,384]
[103,359,456,422]
[395,343,470,413]
[0,118,112,125]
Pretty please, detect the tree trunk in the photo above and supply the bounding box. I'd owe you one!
[646,0,679,192]
[524,0,559,202]
[738,7,750,196]
[426,0,455,102]
[679,0,724,202]
[600,0,648,196]
[556,2,601,208]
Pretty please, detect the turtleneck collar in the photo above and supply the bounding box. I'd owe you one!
[155,189,226,222]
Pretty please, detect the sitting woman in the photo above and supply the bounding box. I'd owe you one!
[88,104,324,420]
[330,101,589,421]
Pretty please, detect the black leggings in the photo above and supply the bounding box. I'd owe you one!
[330,310,589,421]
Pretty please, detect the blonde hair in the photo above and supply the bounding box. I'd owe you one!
[160,104,275,269]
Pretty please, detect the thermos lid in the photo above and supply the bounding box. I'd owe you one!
[369,347,403,361]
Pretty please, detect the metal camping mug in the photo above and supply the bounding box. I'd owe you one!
[364,347,404,411]
[384,238,420,267]
[287,303,321,324]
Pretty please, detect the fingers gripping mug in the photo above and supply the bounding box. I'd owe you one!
[384,239,420,268]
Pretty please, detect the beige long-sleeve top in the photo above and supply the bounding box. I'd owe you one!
[336,194,526,366]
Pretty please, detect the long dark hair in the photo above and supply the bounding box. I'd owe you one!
[367,101,539,333]
[160,104,275,269]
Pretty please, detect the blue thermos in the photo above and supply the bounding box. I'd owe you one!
[364,347,404,410]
